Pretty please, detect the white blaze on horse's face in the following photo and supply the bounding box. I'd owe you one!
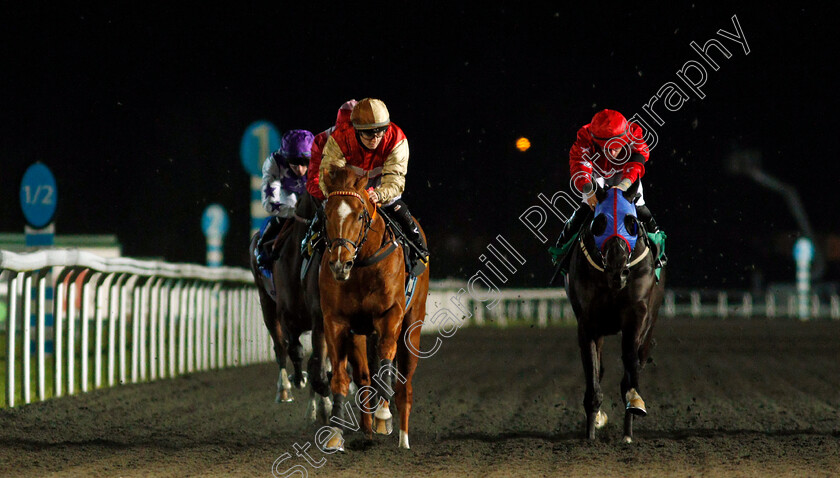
[337,200,352,229]
[327,197,362,281]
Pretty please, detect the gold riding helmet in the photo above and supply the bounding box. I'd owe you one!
[351,98,390,137]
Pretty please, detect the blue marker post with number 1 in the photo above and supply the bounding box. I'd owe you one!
[240,121,281,238]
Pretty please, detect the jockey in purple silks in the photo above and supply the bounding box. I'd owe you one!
[255,129,315,272]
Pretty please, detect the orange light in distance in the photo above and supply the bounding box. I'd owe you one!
[516,137,531,152]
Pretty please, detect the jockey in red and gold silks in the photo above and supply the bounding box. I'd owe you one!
[307,129,330,201]
[318,98,428,275]
[318,102,408,205]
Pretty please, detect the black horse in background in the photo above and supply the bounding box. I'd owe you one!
[248,192,332,423]
[565,181,666,443]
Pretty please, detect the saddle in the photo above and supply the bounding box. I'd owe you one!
[356,211,422,308]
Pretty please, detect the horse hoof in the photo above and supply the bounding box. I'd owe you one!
[276,389,294,403]
[374,402,393,435]
[323,427,345,453]
[293,372,308,389]
[595,410,608,429]
[399,430,410,449]
[625,388,647,416]
[374,416,393,436]
[623,435,633,444]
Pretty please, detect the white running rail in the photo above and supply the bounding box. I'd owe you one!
[0,249,267,408]
[423,282,840,333]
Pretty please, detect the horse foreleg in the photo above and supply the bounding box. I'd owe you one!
[349,335,375,439]
[393,312,421,449]
[273,325,293,403]
[308,385,333,424]
[286,333,307,389]
[306,324,332,424]
[308,315,331,398]
[372,307,404,404]
[621,308,649,443]
[595,336,608,430]
[579,330,605,440]
[363,333,393,437]
[256,288,292,404]
[324,318,352,452]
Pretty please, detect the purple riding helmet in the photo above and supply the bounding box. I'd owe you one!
[280,129,315,164]
[272,129,314,195]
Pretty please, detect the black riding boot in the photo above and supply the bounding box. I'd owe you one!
[635,205,656,232]
[257,216,282,270]
[636,205,668,267]
[382,199,428,275]
[301,203,325,260]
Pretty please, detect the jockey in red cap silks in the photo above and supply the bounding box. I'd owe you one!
[307,100,357,203]
[308,98,429,275]
[551,109,667,271]
[299,100,354,264]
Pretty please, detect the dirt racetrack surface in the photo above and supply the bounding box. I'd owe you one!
[1,318,839,477]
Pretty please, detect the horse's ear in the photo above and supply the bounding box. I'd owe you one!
[353,172,368,191]
[594,183,608,203]
[624,215,639,236]
[320,167,334,192]
[622,180,641,203]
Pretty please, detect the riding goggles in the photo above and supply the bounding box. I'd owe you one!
[358,126,388,139]
[284,155,310,166]
[591,131,627,145]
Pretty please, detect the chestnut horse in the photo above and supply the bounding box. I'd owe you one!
[565,182,666,443]
[318,167,429,451]
[249,192,332,423]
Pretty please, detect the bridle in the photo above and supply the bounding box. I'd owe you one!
[324,190,377,262]
[579,225,650,273]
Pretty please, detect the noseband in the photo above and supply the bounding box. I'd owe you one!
[580,234,649,273]
[324,190,377,261]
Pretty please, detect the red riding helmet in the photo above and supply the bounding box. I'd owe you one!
[590,109,628,145]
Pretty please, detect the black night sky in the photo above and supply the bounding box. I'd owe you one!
[1,3,837,289]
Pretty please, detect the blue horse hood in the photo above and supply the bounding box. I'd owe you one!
[593,188,638,252]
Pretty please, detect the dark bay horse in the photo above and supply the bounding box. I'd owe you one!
[249,192,332,422]
[565,182,666,443]
[318,167,429,451]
